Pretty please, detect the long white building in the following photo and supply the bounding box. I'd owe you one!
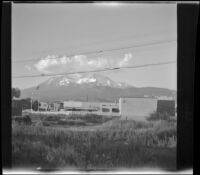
[63,101,120,116]
[37,97,175,121]
[100,102,119,116]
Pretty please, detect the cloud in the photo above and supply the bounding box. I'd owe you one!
[118,53,133,67]
[34,53,133,74]
[24,65,32,71]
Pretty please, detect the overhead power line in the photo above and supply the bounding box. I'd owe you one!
[13,39,176,63]
[12,60,176,79]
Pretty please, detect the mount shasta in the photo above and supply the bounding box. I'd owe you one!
[20,73,176,102]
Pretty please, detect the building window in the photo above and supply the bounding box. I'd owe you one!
[112,108,119,113]
[102,108,110,112]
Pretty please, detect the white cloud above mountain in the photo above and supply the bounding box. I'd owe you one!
[24,65,32,71]
[34,53,133,74]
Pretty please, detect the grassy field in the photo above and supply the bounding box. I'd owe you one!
[12,114,176,171]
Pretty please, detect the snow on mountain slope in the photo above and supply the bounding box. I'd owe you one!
[21,73,176,102]
[41,73,130,88]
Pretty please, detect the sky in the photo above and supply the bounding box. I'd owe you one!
[12,3,177,90]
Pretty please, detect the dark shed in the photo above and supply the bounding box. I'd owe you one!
[157,100,175,116]
[12,99,22,116]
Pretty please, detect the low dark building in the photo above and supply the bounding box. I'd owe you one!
[157,100,175,116]
[12,99,22,116]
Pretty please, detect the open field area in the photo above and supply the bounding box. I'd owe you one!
[12,114,176,171]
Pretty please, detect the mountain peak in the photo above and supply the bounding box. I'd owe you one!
[42,73,130,88]
[21,73,176,103]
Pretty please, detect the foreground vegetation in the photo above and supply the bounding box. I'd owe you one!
[12,115,176,171]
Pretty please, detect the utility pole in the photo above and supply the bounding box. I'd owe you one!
[36,85,40,112]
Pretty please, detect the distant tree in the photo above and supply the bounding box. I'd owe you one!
[12,88,21,116]
[21,98,31,110]
[19,98,38,111]
[32,100,39,111]
[12,88,21,99]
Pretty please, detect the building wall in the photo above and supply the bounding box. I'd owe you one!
[82,102,101,111]
[119,98,157,121]
[63,101,120,116]
[64,101,83,109]
[49,102,62,111]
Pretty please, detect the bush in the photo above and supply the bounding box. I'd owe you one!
[146,111,171,121]
[57,119,86,126]
[14,115,32,125]
[44,116,60,122]
[42,121,51,126]
[68,114,113,124]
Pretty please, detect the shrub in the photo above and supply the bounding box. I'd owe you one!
[44,116,60,122]
[68,114,113,124]
[57,119,86,126]
[42,121,51,126]
[146,111,171,121]
[14,115,32,125]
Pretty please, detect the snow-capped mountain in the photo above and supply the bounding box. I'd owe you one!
[21,73,176,103]
[41,73,130,88]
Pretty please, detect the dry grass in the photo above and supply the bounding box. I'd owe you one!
[12,118,176,171]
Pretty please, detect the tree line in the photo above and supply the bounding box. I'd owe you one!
[12,88,39,112]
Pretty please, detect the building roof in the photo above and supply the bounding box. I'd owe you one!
[12,97,22,100]
[119,97,156,99]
